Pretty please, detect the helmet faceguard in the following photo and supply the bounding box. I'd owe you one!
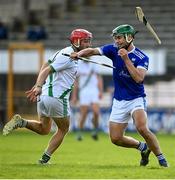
[112,24,137,43]
[69,29,92,48]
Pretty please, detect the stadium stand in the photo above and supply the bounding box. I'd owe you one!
[0,1,174,46]
[0,0,175,67]
[0,20,8,39]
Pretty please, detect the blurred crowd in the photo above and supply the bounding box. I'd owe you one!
[0,14,47,41]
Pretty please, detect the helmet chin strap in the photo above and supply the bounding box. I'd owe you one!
[124,34,133,50]
[125,34,133,43]
[71,39,81,51]
[72,39,80,48]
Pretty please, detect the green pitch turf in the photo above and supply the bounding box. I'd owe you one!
[0,131,174,179]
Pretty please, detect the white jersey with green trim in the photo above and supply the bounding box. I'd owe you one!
[41,46,78,99]
[78,61,99,91]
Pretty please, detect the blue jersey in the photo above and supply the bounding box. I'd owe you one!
[99,44,149,101]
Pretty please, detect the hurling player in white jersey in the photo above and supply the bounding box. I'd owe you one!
[71,60,103,141]
[3,29,93,165]
[70,24,168,167]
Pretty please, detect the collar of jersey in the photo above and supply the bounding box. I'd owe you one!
[128,45,135,54]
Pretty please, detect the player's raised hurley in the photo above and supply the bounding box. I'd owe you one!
[135,6,161,45]
[62,53,116,69]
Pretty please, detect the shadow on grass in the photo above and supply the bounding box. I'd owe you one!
[5,162,162,170]
[25,163,162,171]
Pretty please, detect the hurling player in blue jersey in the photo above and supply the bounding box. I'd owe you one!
[70,24,168,167]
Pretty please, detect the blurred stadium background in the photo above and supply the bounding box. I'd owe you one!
[0,0,175,133]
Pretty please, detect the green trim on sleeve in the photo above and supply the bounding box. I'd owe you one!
[49,65,56,72]
[48,60,52,64]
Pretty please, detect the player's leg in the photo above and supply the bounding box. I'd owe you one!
[109,98,150,166]
[3,114,51,135]
[109,98,140,147]
[133,109,169,167]
[109,122,140,147]
[38,117,69,164]
[109,121,151,166]
[77,105,88,140]
[26,116,51,135]
[38,96,70,164]
[91,103,100,140]
[47,117,70,154]
[77,90,91,141]
[24,95,53,134]
[3,95,54,136]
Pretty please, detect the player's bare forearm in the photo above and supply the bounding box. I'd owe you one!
[78,48,100,57]
[26,66,51,102]
[38,62,49,74]
[35,66,51,87]
[70,48,100,59]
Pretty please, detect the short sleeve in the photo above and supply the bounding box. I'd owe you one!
[47,50,60,64]
[50,53,71,72]
[99,44,115,60]
[137,56,149,71]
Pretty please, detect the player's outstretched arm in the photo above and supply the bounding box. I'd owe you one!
[26,66,52,102]
[70,48,100,59]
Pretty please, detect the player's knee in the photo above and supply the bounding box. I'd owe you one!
[39,125,50,135]
[63,126,69,134]
[40,129,50,135]
[137,126,148,136]
[59,126,69,135]
[110,135,123,146]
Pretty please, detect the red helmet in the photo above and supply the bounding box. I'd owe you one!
[69,29,92,47]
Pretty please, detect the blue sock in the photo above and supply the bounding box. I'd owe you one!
[137,142,147,152]
[157,154,166,163]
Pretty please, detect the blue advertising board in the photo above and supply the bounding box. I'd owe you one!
[70,107,175,134]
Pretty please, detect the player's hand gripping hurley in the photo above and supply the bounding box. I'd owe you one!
[62,53,116,69]
[135,7,161,45]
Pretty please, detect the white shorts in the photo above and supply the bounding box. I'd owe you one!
[79,88,99,105]
[37,95,70,118]
[109,97,147,123]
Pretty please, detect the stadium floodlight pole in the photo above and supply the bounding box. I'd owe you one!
[62,53,116,69]
[135,6,161,45]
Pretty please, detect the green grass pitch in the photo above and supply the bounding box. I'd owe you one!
[0,131,175,179]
